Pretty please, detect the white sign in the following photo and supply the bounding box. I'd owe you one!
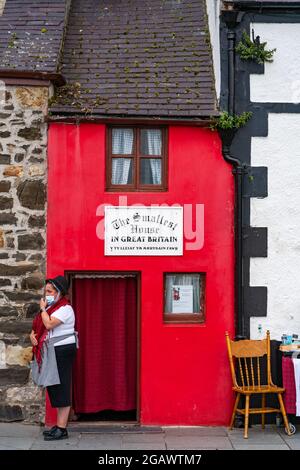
[172,285,194,313]
[105,206,183,256]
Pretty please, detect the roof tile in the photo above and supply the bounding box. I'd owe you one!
[51,0,217,118]
[0,0,69,73]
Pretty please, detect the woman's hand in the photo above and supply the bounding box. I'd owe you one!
[30,330,38,347]
[40,297,47,310]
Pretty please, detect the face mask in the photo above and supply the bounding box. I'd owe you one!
[46,295,56,305]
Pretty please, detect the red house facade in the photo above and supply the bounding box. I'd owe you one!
[45,121,235,426]
[32,0,234,427]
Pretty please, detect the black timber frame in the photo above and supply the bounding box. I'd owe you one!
[220,4,300,338]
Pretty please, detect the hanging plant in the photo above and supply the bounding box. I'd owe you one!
[236,30,276,64]
[211,111,252,150]
[210,111,252,131]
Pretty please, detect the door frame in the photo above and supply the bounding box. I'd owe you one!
[66,270,141,425]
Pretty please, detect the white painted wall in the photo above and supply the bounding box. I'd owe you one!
[250,23,300,104]
[206,0,221,100]
[249,21,300,340]
[250,113,300,340]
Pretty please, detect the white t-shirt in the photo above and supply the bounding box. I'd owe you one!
[48,305,76,347]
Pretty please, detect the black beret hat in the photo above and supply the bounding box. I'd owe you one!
[45,275,69,295]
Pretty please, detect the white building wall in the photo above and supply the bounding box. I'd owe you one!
[250,114,300,340]
[249,22,300,340]
[206,0,221,100]
[250,23,300,103]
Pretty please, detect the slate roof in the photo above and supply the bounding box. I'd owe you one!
[50,0,217,118]
[0,0,69,74]
[0,0,217,118]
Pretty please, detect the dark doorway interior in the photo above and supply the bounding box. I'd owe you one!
[76,409,137,422]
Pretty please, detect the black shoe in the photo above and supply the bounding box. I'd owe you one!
[44,427,68,441]
[43,425,58,437]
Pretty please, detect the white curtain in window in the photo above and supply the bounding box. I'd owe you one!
[112,158,131,185]
[141,129,162,184]
[149,159,161,184]
[140,159,161,185]
[165,274,201,313]
[112,128,133,154]
[111,129,133,184]
[141,129,162,155]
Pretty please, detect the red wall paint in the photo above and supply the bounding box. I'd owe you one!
[46,123,235,426]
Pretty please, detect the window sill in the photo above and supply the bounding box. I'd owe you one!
[163,313,205,324]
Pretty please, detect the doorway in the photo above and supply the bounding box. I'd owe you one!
[70,272,139,423]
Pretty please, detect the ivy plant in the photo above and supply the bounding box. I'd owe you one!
[236,30,276,65]
[211,111,252,131]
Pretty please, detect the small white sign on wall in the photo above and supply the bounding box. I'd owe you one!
[172,285,194,313]
[105,206,183,256]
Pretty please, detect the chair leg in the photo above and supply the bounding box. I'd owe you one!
[262,394,265,430]
[244,395,250,439]
[278,393,291,436]
[230,393,240,430]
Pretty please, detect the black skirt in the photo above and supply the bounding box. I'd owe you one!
[47,343,77,408]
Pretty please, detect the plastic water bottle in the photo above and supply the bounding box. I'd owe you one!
[276,414,282,427]
[258,324,262,336]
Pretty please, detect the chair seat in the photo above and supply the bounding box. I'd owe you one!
[233,384,285,394]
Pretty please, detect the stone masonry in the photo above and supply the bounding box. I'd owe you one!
[0,1,5,17]
[0,84,48,423]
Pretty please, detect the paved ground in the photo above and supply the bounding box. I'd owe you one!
[0,423,298,450]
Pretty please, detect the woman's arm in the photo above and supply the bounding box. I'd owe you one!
[40,298,62,331]
[40,309,62,331]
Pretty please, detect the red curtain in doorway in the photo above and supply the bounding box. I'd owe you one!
[72,277,137,413]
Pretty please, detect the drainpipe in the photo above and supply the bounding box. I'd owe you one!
[220,23,247,339]
[228,31,236,117]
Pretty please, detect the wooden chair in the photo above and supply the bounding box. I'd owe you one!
[225,330,291,438]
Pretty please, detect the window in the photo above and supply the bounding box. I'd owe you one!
[164,273,206,324]
[106,127,167,191]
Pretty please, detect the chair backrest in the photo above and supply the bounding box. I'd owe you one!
[225,331,272,390]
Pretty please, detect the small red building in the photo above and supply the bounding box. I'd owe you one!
[46,0,235,427]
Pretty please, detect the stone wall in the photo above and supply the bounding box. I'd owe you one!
[0,0,6,17]
[0,84,48,422]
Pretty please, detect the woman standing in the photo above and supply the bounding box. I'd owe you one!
[30,275,77,441]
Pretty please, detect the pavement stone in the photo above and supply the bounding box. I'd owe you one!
[278,437,300,450]
[77,435,123,450]
[232,445,289,450]
[77,443,122,450]
[121,433,166,444]
[163,427,228,437]
[228,434,285,445]
[0,423,298,450]
[165,436,233,450]
[121,443,166,450]
[227,426,287,445]
[0,437,35,450]
[0,423,41,437]
[30,435,81,450]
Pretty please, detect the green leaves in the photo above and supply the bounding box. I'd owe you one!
[210,111,252,130]
[8,32,18,48]
[236,31,276,65]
